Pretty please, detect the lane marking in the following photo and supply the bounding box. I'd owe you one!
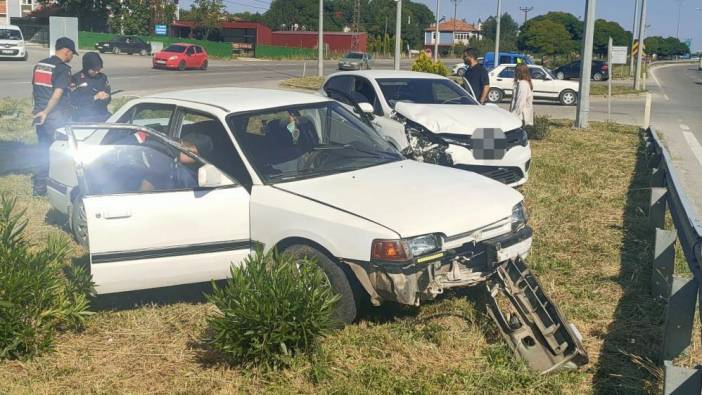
[683,131,702,167]
[681,124,691,131]
[650,67,663,90]
[664,94,670,101]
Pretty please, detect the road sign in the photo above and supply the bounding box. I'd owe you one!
[611,46,628,64]
[155,24,167,36]
[632,40,646,56]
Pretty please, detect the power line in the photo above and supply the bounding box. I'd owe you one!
[519,5,533,25]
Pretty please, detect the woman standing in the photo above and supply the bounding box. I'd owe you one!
[510,63,534,127]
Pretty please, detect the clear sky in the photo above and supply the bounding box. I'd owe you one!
[183,0,702,51]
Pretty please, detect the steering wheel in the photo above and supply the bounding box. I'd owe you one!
[297,149,325,172]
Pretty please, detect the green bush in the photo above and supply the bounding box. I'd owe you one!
[206,249,339,368]
[411,52,450,76]
[0,195,93,360]
[526,115,552,140]
[255,45,317,60]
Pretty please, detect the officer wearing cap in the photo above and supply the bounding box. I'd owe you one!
[31,37,77,196]
[71,52,111,122]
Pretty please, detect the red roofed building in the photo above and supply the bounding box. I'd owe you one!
[424,18,481,50]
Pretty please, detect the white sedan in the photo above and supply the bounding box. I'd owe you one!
[321,70,531,187]
[488,64,579,106]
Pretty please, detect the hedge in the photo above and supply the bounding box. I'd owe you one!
[78,31,233,59]
[255,44,317,60]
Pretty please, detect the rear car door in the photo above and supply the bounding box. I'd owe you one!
[494,66,515,94]
[529,66,557,99]
[67,124,251,294]
[185,46,197,67]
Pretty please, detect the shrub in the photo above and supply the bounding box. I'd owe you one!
[0,195,93,360]
[411,52,450,76]
[526,115,552,140]
[206,249,339,368]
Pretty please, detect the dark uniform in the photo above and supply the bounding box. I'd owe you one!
[71,71,111,122]
[32,53,72,194]
[465,63,490,103]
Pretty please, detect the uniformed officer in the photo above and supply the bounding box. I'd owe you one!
[71,52,111,122]
[31,37,77,196]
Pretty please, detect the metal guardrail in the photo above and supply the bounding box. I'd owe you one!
[645,127,702,394]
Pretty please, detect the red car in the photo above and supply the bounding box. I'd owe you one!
[153,43,208,71]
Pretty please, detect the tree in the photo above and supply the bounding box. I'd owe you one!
[481,13,518,52]
[518,11,581,54]
[518,19,575,55]
[645,36,690,58]
[109,0,152,35]
[593,19,632,57]
[190,0,226,40]
[41,0,114,31]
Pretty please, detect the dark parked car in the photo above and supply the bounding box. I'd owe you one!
[96,36,151,56]
[553,60,609,81]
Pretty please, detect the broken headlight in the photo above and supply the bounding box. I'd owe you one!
[511,202,528,232]
[371,234,441,262]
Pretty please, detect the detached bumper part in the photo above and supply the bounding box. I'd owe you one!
[485,258,588,373]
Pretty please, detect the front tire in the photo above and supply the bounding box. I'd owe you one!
[457,68,466,77]
[285,244,359,325]
[178,60,186,71]
[487,87,504,103]
[112,47,121,55]
[139,49,147,56]
[556,71,565,80]
[559,89,577,106]
[71,196,89,248]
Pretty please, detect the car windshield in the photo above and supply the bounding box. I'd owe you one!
[540,67,556,79]
[227,101,403,183]
[0,29,22,40]
[164,45,187,53]
[344,52,363,59]
[377,78,478,107]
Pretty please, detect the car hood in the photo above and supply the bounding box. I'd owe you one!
[274,160,523,238]
[395,102,522,136]
[155,51,182,58]
[340,58,361,62]
[0,39,22,45]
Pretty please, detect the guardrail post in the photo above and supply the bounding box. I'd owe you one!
[652,228,677,299]
[651,165,666,188]
[650,188,668,229]
[663,276,698,360]
[664,361,702,395]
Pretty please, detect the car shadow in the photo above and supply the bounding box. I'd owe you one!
[0,140,37,176]
[591,134,664,394]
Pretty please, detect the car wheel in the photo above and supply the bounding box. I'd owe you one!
[559,89,577,106]
[556,71,565,80]
[71,196,89,248]
[201,60,208,70]
[112,47,121,55]
[285,244,359,325]
[592,72,603,81]
[178,60,186,71]
[139,49,147,56]
[457,68,466,77]
[487,88,504,103]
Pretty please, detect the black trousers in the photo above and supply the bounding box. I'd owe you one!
[33,118,61,191]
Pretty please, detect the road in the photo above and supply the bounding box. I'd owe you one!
[0,46,458,97]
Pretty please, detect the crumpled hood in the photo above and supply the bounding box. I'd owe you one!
[395,102,522,136]
[275,160,523,238]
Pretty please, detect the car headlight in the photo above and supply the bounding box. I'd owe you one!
[511,202,528,232]
[169,55,178,60]
[371,234,441,262]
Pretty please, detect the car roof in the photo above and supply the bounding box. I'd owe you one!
[329,70,449,80]
[0,25,21,30]
[145,87,332,113]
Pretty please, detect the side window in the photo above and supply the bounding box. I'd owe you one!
[118,103,176,135]
[499,55,512,65]
[186,47,195,55]
[195,46,202,54]
[323,76,354,105]
[498,67,515,78]
[178,109,252,188]
[352,77,383,115]
[432,82,459,103]
[529,67,547,80]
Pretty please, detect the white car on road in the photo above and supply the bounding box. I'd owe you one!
[321,70,531,187]
[46,88,586,372]
[0,25,27,60]
[488,64,579,106]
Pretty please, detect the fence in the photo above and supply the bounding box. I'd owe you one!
[77,32,233,58]
[645,128,702,394]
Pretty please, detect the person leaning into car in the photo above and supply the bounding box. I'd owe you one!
[463,48,490,104]
[31,37,77,196]
[71,52,112,122]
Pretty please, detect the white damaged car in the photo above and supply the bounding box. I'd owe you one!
[321,70,531,187]
[47,88,586,372]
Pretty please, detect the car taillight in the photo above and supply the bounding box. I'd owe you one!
[601,64,609,71]
[371,240,409,261]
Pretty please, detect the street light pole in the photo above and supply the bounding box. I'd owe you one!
[629,0,639,77]
[394,0,402,70]
[434,0,440,61]
[318,0,324,77]
[575,0,597,129]
[494,0,502,68]
[675,0,684,39]
[634,0,647,90]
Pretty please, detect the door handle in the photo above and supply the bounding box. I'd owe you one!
[101,210,132,219]
[497,78,503,81]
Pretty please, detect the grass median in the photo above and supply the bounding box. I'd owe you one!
[0,96,669,393]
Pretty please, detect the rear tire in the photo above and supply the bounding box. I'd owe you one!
[285,244,359,325]
[112,47,120,55]
[178,60,186,71]
[559,89,577,106]
[71,196,89,248]
[457,67,466,77]
[201,60,208,70]
[592,72,603,81]
[139,49,147,56]
[487,87,504,103]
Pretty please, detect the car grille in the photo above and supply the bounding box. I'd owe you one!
[439,128,527,151]
[455,164,525,185]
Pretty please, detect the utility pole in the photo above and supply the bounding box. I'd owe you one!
[351,0,361,50]
[629,0,639,77]
[394,0,402,70]
[519,6,533,25]
[575,0,597,128]
[434,0,440,61]
[451,0,462,56]
[675,0,684,39]
[634,0,647,90]
[494,0,502,68]
[318,0,323,77]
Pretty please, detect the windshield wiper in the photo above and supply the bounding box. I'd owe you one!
[313,143,399,160]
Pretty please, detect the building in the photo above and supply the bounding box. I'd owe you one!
[424,18,481,50]
[2,0,43,24]
[271,31,366,53]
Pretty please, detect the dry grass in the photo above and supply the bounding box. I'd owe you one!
[0,116,687,394]
[590,84,645,97]
[279,76,325,91]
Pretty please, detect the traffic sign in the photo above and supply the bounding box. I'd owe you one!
[611,46,628,64]
[155,24,167,36]
[632,40,646,56]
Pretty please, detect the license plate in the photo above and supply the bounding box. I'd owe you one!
[1,50,13,54]
[156,60,166,64]
[103,44,109,47]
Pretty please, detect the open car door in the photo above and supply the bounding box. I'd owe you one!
[66,124,251,294]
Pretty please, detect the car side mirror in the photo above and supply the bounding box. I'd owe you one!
[198,164,235,188]
[358,102,374,114]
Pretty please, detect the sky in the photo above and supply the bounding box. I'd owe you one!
[182,0,702,51]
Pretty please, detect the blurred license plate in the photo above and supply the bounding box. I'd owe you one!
[1,50,13,54]
[156,60,166,64]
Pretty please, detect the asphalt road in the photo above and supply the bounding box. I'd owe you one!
[0,46,458,98]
